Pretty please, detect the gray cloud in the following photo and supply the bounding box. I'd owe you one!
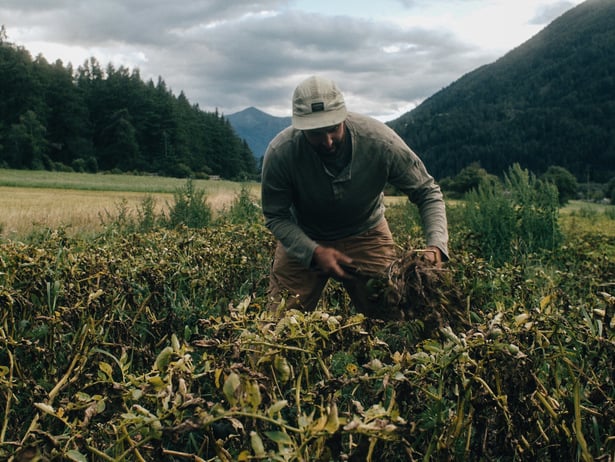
[137,8,488,119]
[1,0,577,120]
[530,1,577,24]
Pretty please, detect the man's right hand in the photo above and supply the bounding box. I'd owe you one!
[312,245,354,279]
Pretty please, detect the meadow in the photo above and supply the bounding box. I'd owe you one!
[1,168,612,241]
[0,169,260,239]
[0,168,613,461]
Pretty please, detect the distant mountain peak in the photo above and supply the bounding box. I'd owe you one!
[227,108,292,158]
[232,106,267,116]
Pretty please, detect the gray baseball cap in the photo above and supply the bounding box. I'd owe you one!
[292,76,348,130]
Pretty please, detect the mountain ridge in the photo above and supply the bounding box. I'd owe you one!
[388,0,615,181]
[227,107,291,159]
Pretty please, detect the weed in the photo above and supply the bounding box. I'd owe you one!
[165,178,212,228]
[0,181,613,461]
[135,195,158,232]
[224,184,262,225]
[463,163,561,265]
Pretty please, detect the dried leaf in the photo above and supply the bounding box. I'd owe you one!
[250,431,266,457]
[223,372,241,406]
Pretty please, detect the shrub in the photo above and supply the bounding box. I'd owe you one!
[71,158,87,173]
[463,163,561,264]
[135,195,158,232]
[98,197,136,234]
[542,165,578,205]
[606,177,615,203]
[224,185,262,225]
[441,162,499,198]
[165,179,212,229]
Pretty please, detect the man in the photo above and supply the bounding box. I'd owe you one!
[261,75,448,319]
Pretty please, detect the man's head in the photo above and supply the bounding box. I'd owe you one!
[292,76,347,131]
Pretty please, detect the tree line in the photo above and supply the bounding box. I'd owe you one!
[0,28,257,179]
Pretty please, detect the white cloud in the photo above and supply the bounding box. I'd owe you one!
[1,0,584,121]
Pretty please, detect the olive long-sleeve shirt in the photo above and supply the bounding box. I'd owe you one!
[261,112,449,268]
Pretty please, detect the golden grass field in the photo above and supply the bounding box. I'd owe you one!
[0,187,169,238]
[0,169,260,239]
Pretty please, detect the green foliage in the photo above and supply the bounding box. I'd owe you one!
[463,180,516,264]
[134,195,158,232]
[463,163,562,265]
[98,197,136,233]
[7,110,47,170]
[224,184,262,225]
[97,181,265,235]
[542,165,579,205]
[439,162,499,198]
[166,179,212,229]
[388,0,615,182]
[0,39,257,179]
[607,177,615,203]
[0,214,613,461]
[384,200,423,244]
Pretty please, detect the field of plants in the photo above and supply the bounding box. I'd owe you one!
[0,169,261,239]
[0,166,614,461]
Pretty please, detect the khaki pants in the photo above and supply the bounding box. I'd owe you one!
[268,219,401,320]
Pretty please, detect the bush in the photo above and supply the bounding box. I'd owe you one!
[224,185,262,225]
[542,165,578,205]
[165,179,212,229]
[99,181,217,234]
[135,195,158,232]
[440,162,499,198]
[463,163,561,264]
[607,177,615,203]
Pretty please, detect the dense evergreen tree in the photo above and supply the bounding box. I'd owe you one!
[0,35,257,179]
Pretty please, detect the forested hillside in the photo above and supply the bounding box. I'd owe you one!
[388,0,615,183]
[0,30,256,179]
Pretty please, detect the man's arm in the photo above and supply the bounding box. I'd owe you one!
[261,146,320,268]
[387,142,449,260]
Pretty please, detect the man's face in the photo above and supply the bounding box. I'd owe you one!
[303,122,345,155]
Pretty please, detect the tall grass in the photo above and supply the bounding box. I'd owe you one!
[464,164,562,265]
[0,169,259,240]
[0,168,258,194]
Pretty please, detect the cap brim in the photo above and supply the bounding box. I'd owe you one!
[292,107,347,130]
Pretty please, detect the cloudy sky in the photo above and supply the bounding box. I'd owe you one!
[2,0,583,121]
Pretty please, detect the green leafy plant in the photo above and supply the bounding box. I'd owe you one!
[224,185,262,225]
[166,179,212,229]
[463,163,561,265]
[0,194,613,461]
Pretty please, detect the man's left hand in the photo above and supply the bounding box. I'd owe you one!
[422,246,443,267]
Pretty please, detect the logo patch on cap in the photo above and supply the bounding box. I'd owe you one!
[311,102,325,112]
